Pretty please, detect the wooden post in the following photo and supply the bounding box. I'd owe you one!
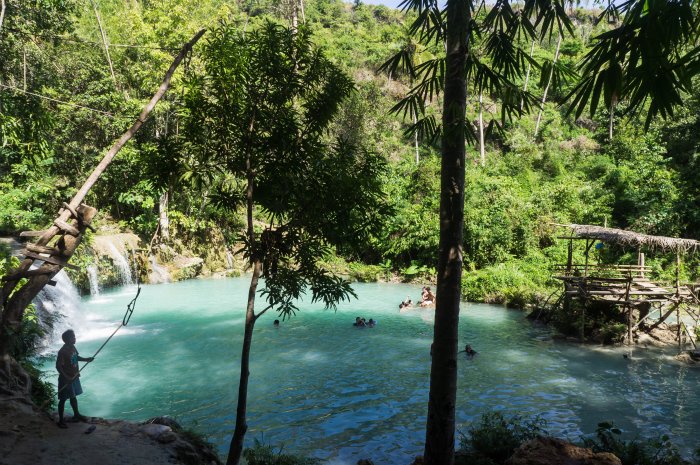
[566,239,573,274]
[638,251,645,278]
[584,239,592,278]
[677,304,682,353]
[623,277,632,345]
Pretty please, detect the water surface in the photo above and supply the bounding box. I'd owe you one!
[42,277,699,464]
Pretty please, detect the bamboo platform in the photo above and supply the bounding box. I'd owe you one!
[548,224,700,348]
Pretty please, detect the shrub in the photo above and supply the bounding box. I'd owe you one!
[582,421,688,465]
[458,412,547,465]
[243,440,320,465]
[20,360,56,411]
[461,260,553,308]
[598,322,627,344]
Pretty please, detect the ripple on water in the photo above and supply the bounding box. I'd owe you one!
[39,278,700,462]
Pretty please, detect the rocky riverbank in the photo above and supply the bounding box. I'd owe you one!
[0,393,221,465]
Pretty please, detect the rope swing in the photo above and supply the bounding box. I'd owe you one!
[49,280,142,403]
[81,284,141,370]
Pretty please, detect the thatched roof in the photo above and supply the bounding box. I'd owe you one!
[560,224,700,254]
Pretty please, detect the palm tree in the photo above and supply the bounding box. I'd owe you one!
[565,0,700,138]
[379,31,433,164]
[384,0,569,463]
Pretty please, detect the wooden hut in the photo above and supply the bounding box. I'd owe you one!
[551,224,700,348]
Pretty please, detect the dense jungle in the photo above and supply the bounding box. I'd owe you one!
[1,0,700,464]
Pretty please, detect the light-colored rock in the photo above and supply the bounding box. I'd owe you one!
[139,423,172,439]
[506,437,621,465]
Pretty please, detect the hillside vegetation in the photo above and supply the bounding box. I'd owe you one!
[1,0,699,305]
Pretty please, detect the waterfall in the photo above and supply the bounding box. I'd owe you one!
[34,270,86,350]
[87,264,100,295]
[106,242,133,285]
[149,254,170,284]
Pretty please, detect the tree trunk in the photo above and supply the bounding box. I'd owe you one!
[478,91,485,165]
[423,1,468,464]
[90,0,118,90]
[0,0,6,36]
[159,189,170,241]
[534,34,562,138]
[226,259,261,465]
[226,151,258,465]
[23,47,27,91]
[608,100,615,141]
[414,112,420,164]
[291,0,298,34]
[521,40,535,108]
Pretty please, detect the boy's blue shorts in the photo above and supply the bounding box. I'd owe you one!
[57,376,83,401]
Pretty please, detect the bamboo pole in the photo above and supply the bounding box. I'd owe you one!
[0,30,206,354]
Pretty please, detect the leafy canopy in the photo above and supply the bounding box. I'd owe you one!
[184,20,389,317]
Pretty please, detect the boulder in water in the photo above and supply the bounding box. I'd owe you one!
[506,437,621,465]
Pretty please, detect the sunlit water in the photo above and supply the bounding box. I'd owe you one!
[41,277,700,463]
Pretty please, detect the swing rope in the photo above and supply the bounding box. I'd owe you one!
[53,282,141,401]
[82,285,140,368]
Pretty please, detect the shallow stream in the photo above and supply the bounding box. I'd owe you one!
[41,277,699,464]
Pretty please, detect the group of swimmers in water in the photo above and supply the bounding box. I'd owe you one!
[399,286,436,310]
[353,317,376,327]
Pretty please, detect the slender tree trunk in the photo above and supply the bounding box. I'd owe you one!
[0,0,6,36]
[608,100,615,141]
[226,142,258,465]
[414,112,420,164]
[423,1,468,464]
[227,260,261,465]
[23,47,27,91]
[90,0,118,90]
[159,189,170,241]
[291,0,298,34]
[521,40,535,108]
[299,0,305,24]
[478,91,485,165]
[534,34,562,138]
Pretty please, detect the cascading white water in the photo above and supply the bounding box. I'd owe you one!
[34,270,86,349]
[148,254,170,284]
[87,264,100,295]
[34,269,141,353]
[106,242,133,285]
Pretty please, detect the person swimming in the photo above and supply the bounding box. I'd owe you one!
[420,286,435,306]
[464,344,477,358]
[367,318,376,327]
[354,317,366,327]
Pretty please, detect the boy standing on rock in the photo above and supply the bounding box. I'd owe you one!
[56,329,93,428]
